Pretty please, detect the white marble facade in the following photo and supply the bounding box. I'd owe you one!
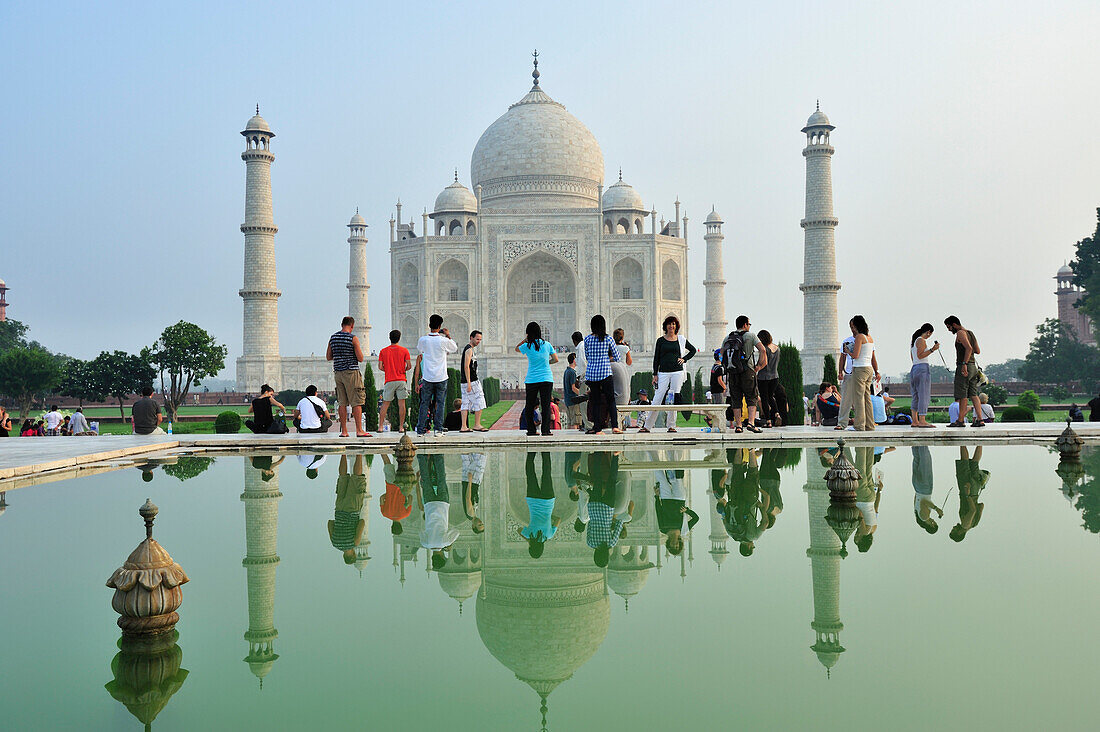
[389,62,699,385]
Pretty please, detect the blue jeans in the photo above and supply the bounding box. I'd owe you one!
[417,380,448,434]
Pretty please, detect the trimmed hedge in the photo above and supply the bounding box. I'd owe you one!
[362,363,379,431]
[1017,390,1041,412]
[778,342,805,425]
[214,410,242,433]
[1001,405,1035,422]
[482,376,501,407]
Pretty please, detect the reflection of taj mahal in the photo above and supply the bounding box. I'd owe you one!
[387,57,723,385]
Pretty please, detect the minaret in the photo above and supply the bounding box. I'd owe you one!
[799,102,840,385]
[804,448,845,675]
[241,461,282,687]
[703,208,728,349]
[1056,264,1095,345]
[237,106,282,391]
[347,210,371,352]
[0,277,8,321]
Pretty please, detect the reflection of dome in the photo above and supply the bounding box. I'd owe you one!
[438,570,483,613]
[602,176,645,212]
[476,573,609,701]
[607,547,654,611]
[471,78,604,207]
[812,640,845,675]
[434,178,478,213]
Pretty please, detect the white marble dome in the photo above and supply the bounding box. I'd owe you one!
[803,106,833,131]
[471,84,604,208]
[1058,264,1074,277]
[243,110,272,134]
[705,207,723,224]
[349,211,366,226]
[434,178,478,213]
[602,177,645,212]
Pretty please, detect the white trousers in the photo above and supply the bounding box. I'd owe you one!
[644,371,686,429]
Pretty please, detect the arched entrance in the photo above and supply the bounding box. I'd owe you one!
[505,252,576,348]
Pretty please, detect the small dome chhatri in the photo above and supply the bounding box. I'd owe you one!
[1057,263,1074,277]
[802,100,834,132]
[705,206,723,224]
[434,175,478,213]
[349,208,366,226]
[602,172,645,212]
[243,104,273,135]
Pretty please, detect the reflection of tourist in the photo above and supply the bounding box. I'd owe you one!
[565,452,589,533]
[521,452,559,557]
[0,491,6,518]
[654,459,698,555]
[854,447,881,552]
[418,453,458,569]
[951,446,989,542]
[586,451,633,566]
[462,452,486,533]
[912,446,942,534]
[298,454,327,479]
[758,448,786,531]
[379,454,411,535]
[328,455,367,564]
[250,454,285,482]
[722,448,767,556]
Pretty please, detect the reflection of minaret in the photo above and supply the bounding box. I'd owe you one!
[707,486,729,569]
[242,462,282,687]
[804,448,844,675]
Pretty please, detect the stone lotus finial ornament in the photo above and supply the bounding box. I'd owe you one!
[105,629,188,732]
[106,499,189,637]
[1056,419,1083,460]
[823,439,861,556]
[394,432,418,463]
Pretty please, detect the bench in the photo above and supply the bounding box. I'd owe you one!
[623,404,730,433]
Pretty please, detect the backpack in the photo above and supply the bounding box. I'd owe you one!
[722,331,749,375]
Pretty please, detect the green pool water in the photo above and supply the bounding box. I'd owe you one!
[2,444,1099,731]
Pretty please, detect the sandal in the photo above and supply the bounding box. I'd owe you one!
[638,427,650,434]
[947,421,966,427]
[734,426,743,434]
[667,427,677,433]
[746,424,762,433]
[459,429,473,433]
[475,427,489,432]
[612,428,623,434]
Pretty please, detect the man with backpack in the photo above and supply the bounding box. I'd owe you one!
[722,315,768,434]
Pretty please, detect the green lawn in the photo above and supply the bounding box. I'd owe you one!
[77,404,250,418]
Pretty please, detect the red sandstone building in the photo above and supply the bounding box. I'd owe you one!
[1055,264,1094,345]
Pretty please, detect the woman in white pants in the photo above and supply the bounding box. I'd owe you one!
[641,315,697,433]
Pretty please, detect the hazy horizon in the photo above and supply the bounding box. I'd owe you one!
[2,1,1098,380]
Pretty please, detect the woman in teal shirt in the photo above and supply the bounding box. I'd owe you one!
[516,322,559,437]
[520,452,560,558]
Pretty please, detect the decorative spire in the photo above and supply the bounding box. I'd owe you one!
[540,693,549,732]
[140,498,157,539]
[454,168,459,182]
[531,49,540,87]
[256,103,260,115]
[618,167,622,182]
[816,99,820,112]
[355,206,359,215]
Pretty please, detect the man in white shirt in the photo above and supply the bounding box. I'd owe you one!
[417,453,459,569]
[294,385,332,434]
[413,314,458,436]
[297,454,328,479]
[68,408,92,435]
[44,405,64,436]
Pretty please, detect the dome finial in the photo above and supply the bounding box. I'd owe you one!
[618,167,622,182]
[355,206,358,215]
[454,168,459,182]
[256,103,260,115]
[531,49,540,87]
[816,99,820,112]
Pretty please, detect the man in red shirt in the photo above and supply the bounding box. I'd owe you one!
[378,329,412,432]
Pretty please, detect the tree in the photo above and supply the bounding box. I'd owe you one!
[0,319,29,354]
[929,365,955,383]
[692,368,706,404]
[1070,208,1100,343]
[59,358,106,408]
[0,348,63,417]
[1019,319,1100,387]
[678,373,694,421]
[162,456,215,482]
[1017,390,1041,412]
[362,363,380,431]
[983,382,1008,406]
[983,359,1024,382]
[778,342,805,425]
[144,321,228,422]
[90,350,156,418]
[822,353,838,387]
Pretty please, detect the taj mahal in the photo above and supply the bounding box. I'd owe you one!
[235,55,840,390]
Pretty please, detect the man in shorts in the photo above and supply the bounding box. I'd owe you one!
[378,329,412,432]
[723,315,768,433]
[945,315,983,427]
[459,330,486,432]
[326,316,369,437]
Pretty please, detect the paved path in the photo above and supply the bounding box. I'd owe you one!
[489,401,524,430]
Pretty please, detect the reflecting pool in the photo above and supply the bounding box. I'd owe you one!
[2,444,1100,730]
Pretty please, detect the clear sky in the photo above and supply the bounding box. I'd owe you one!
[2,0,1098,378]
